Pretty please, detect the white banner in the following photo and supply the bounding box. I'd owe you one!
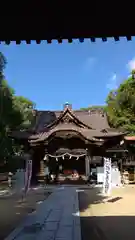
[24,160,32,195]
[111,166,121,187]
[97,167,104,183]
[103,158,112,195]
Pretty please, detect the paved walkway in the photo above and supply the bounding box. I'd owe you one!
[5,186,81,240]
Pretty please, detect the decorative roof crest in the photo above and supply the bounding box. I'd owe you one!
[63,102,72,110]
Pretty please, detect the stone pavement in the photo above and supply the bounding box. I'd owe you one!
[5,186,81,240]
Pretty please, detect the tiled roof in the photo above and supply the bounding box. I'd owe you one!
[33,108,109,133]
[11,107,125,144]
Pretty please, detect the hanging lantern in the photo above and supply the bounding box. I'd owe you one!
[44,155,48,161]
[56,157,58,161]
[120,140,124,145]
[62,155,64,160]
[76,156,79,160]
[69,155,72,159]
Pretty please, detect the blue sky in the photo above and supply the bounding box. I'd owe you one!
[0,38,135,110]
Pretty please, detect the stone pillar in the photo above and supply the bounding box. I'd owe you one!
[37,148,49,182]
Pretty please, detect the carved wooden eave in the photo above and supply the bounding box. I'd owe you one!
[0,19,132,44]
[1,37,132,45]
[46,106,93,130]
[29,129,103,145]
[29,120,126,146]
[9,129,35,140]
[0,2,132,44]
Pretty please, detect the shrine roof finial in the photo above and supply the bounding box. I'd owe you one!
[63,102,72,110]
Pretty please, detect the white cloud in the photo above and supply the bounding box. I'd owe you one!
[87,57,96,65]
[106,73,118,90]
[127,58,135,71]
[84,57,96,70]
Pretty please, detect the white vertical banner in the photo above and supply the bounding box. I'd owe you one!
[24,160,32,195]
[103,158,112,195]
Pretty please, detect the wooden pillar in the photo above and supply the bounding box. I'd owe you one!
[89,155,92,174]
[84,147,91,178]
[37,154,46,183]
[85,155,90,177]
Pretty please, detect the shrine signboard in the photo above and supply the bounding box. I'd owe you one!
[103,158,112,195]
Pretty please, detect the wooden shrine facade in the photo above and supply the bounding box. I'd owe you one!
[12,103,126,183]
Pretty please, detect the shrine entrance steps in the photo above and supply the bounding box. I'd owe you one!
[51,174,87,185]
[58,179,86,185]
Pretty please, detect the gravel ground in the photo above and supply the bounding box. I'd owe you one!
[0,187,51,240]
[79,185,135,240]
[79,187,107,240]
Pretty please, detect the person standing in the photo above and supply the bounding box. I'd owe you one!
[8,172,13,188]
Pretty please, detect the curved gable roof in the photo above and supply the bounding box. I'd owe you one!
[47,107,93,130]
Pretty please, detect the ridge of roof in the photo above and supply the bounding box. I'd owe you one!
[35,107,105,113]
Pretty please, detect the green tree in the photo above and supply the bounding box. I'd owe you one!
[0,52,6,76]
[80,105,105,111]
[106,70,135,134]
[13,96,36,129]
[0,52,35,167]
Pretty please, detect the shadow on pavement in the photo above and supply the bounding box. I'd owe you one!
[0,188,51,240]
[79,187,107,212]
[78,187,135,240]
[80,215,135,240]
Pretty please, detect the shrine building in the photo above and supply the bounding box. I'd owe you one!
[12,103,126,184]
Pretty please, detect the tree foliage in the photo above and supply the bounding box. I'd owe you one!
[106,70,135,134]
[0,52,35,167]
[0,52,6,75]
[80,71,135,135]
[80,105,106,111]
